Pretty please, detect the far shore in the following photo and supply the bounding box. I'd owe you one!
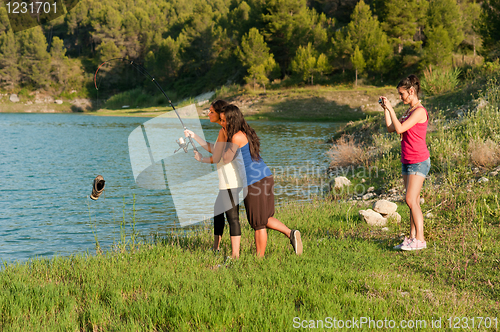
[0,85,398,122]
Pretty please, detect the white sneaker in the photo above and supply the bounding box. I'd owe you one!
[393,237,413,250]
[290,230,303,255]
[401,239,427,251]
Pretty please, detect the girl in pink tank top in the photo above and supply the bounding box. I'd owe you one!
[379,74,430,251]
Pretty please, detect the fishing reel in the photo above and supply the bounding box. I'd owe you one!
[174,137,189,153]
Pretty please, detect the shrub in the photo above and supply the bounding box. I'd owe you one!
[468,138,500,168]
[104,89,178,109]
[327,135,372,168]
[421,66,461,95]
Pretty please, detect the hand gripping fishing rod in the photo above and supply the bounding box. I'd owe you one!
[94,58,198,153]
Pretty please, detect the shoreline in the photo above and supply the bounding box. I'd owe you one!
[0,85,398,122]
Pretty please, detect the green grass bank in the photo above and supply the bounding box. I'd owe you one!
[1,193,499,330]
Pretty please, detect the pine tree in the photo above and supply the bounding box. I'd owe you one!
[50,37,68,86]
[239,28,279,90]
[0,9,16,89]
[380,0,428,52]
[479,0,500,60]
[239,28,271,69]
[0,30,19,90]
[180,2,218,77]
[461,0,482,57]
[290,42,331,84]
[262,0,318,76]
[345,0,392,73]
[423,25,453,66]
[95,40,124,90]
[226,0,264,41]
[331,29,353,73]
[351,46,365,86]
[18,27,51,89]
[145,36,182,82]
[310,11,332,55]
[97,40,121,62]
[64,0,92,57]
[426,0,464,50]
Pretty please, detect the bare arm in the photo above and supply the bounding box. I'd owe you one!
[184,129,214,153]
[222,131,248,164]
[388,107,426,134]
[379,96,395,133]
[210,128,228,163]
[222,144,238,164]
[196,128,227,164]
[384,109,396,133]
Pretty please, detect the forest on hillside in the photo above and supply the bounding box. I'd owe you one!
[0,0,499,99]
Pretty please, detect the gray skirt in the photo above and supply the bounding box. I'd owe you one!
[243,176,275,230]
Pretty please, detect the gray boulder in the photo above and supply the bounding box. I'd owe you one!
[373,199,397,215]
[386,212,401,223]
[9,94,19,102]
[359,209,387,226]
[333,176,351,190]
[362,192,376,200]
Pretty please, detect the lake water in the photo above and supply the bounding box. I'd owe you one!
[0,113,338,263]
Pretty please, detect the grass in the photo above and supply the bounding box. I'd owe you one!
[1,191,499,330]
[102,88,179,110]
[421,66,462,96]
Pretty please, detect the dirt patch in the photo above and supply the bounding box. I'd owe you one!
[70,98,93,111]
[218,87,400,121]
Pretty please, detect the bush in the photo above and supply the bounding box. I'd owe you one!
[327,135,372,168]
[468,138,500,168]
[421,66,461,95]
[104,88,178,109]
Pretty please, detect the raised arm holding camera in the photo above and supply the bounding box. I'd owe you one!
[379,74,430,251]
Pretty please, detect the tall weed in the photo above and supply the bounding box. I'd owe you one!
[327,135,372,168]
[468,138,500,168]
[421,66,461,96]
[476,77,500,108]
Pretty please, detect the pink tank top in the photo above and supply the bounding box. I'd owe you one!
[401,106,430,164]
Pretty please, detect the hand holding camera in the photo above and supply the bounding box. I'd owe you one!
[378,96,387,109]
[379,96,394,113]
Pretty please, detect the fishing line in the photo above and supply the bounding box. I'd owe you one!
[94,57,198,152]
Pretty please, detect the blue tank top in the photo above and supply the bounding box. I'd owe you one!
[241,143,272,186]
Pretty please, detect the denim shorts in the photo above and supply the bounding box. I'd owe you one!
[402,157,430,178]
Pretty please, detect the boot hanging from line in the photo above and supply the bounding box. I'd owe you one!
[90,175,105,200]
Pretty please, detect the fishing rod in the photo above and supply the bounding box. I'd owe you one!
[94,58,198,153]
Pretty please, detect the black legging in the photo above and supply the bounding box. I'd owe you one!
[214,188,241,237]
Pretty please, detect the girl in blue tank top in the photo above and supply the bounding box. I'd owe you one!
[219,105,303,257]
[240,142,272,186]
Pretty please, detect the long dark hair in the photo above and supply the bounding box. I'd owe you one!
[397,74,421,95]
[221,104,261,161]
[211,99,228,114]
